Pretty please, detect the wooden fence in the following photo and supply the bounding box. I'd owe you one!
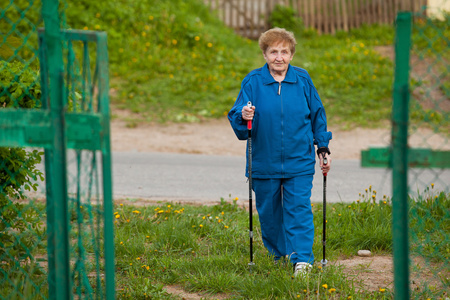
[204,0,428,38]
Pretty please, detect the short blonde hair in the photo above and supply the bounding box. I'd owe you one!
[258,28,297,55]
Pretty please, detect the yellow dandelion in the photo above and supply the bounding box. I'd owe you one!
[95,13,101,18]
[199,224,203,228]
[136,257,140,260]
[202,216,206,220]
[338,214,341,216]
[146,266,150,270]
[158,210,164,214]
[360,42,365,47]
[311,203,314,207]
[169,74,174,79]
[127,219,130,223]
[207,42,213,47]
[114,212,118,215]
[329,288,336,293]
[142,32,146,37]
[195,36,200,41]
[431,183,434,188]
[234,197,239,201]
[172,39,177,45]
[347,297,352,300]
[145,42,151,47]
[80,206,83,208]
[132,210,140,214]
[144,25,150,30]
[94,25,100,30]
[149,16,154,20]
[120,203,123,206]
[129,263,132,266]
[224,225,229,229]
[192,225,196,228]
[221,211,224,215]
[322,284,328,289]
[120,241,123,245]
[119,48,124,53]
[379,288,386,292]
[115,215,120,219]
[146,236,150,238]
[83,26,89,30]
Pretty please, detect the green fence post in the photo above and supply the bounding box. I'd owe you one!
[392,11,412,300]
[97,32,116,299]
[41,0,71,299]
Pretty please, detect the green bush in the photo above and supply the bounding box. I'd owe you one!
[269,4,304,37]
[0,60,44,264]
[0,61,41,108]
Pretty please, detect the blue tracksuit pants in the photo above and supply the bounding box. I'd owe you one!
[253,175,315,264]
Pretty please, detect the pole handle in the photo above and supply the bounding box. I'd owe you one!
[323,155,328,177]
[247,101,252,130]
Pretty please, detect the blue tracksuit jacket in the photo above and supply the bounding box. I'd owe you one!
[228,63,332,178]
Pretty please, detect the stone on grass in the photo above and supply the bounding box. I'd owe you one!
[357,250,372,257]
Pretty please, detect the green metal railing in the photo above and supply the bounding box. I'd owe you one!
[362,8,449,300]
[1,0,114,298]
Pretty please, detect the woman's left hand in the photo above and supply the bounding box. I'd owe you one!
[319,153,331,174]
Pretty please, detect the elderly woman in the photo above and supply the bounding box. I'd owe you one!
[228,28,332,276]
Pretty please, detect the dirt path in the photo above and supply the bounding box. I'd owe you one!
[111,116,448,159]
[110,116,386,159]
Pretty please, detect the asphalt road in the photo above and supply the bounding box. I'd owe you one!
[111,152,450,204]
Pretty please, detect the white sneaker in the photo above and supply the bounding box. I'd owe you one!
[294,262,312,277]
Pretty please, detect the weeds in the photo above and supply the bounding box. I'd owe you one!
[1,186,448,298]
[111,188,448,299]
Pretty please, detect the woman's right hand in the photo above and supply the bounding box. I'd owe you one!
[242,105,255,121]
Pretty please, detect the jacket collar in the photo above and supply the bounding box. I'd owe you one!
[262,63,297,85]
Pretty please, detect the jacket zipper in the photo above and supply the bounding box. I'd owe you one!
[279,82,284,177]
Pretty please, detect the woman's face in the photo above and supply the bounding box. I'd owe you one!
[263,41,293,74]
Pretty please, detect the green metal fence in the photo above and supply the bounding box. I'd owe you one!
[362,6,449,300]
[1,0,114,298]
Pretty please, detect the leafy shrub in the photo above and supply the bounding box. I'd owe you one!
[0,60,41,108]
[0,60,44,264]
[269,4,304,37]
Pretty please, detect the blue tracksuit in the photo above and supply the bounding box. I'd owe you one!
[228,63,332,264]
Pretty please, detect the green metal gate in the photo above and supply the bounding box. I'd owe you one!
[1,0,115,298]
[362,8,449,300]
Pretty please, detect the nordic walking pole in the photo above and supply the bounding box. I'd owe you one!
[247,101,255,272]
[321,153,328,269]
